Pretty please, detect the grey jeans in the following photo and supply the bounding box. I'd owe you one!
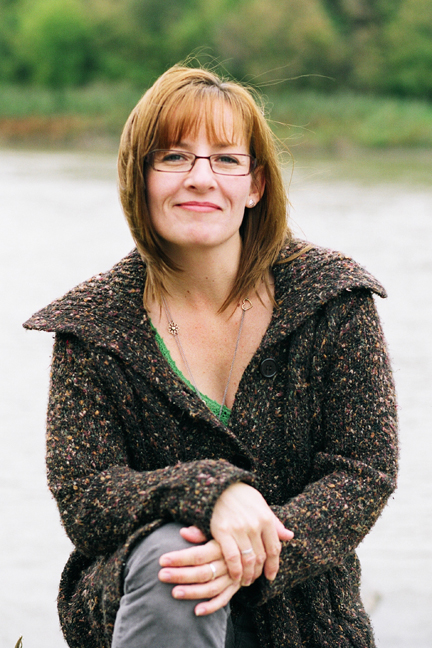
[111,523,259,648]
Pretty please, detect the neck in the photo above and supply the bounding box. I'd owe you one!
[162,240,242,310]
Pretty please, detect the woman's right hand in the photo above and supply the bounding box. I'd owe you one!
[158,531,241,616]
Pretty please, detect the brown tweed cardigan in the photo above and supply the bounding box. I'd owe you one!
[24,241,398,648]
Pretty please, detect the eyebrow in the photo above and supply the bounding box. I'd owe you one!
[175,140,240,150]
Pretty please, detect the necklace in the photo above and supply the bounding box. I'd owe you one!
[161,296,253,419]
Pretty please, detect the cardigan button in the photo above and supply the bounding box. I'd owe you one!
[260,358,277,378]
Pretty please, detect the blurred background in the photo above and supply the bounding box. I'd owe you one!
[1,1,431,647]
[1,0,432,149]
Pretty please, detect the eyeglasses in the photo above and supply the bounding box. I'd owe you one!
[146,150,256,176]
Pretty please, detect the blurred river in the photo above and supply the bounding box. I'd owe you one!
[1,149,431,648]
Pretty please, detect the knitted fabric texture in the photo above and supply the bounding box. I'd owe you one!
[23,241,398,648]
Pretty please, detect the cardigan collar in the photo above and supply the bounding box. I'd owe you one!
[269,241,386,344]
[23,240,386,361]
[23,240,386,429]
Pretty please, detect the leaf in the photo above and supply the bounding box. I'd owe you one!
[14,638,23,648]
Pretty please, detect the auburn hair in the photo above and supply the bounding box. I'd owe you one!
[118,64,292,310]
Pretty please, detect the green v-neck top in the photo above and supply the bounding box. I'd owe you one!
[150,322,231,425]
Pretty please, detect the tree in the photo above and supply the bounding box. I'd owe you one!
[84,0,238,87]
[382,0,432,97]
[15,0,97,88]
[0,0,21,81]
[213,0,346,90]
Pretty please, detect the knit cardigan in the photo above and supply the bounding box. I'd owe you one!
[24,241,398,648]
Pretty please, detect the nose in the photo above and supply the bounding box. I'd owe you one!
[184,156,217,190]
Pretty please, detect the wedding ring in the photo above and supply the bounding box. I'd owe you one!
[241,548,253,555]
[209,562,217,580]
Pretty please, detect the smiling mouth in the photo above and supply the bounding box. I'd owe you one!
[178,201,221,212]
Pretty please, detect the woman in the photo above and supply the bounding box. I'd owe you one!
[24,65,398,648]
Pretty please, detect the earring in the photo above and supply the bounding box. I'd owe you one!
[248,199,255,207]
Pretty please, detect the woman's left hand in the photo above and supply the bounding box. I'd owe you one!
[158,528,240,616]
[209,482,294,585]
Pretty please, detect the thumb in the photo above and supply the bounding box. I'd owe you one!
[274,517,294,541]
[180,525,207,544]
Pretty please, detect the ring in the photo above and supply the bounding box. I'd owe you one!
[241,548,253,555]
[209,562,217,581]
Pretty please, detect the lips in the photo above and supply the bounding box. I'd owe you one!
[177,201,221,212]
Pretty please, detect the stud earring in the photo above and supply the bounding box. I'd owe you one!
[248,199,255,207]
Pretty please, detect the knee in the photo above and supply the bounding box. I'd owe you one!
[124,522,195,592]
[140,522,193,555]
[114,523,229,648]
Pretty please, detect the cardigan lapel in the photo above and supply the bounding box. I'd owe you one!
[22,250,252,451]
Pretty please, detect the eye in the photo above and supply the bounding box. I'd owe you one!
[159,151,190,164]
[213,154,241,166]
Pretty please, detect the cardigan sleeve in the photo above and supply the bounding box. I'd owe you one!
[45,334,253,558]
[247,291,398,604]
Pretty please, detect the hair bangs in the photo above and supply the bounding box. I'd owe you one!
[155,86,254,151]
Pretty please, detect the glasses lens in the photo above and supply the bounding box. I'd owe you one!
[210,154,251,175]
[149,150,254,175]
[151,151,193,172]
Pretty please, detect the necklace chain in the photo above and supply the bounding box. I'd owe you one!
[161,296,252,419]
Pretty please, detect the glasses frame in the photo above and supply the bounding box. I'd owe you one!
[146,149,257,176]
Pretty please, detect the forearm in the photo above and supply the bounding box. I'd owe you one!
[55,460,254,556]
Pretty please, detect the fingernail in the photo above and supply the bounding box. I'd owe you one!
[195,607,205,616]
[159,570,171,582]
[159,556,172,566]
[173,588,185,598]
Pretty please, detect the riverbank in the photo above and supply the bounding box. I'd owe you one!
[1,83,432,151]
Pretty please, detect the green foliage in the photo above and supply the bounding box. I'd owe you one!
[269,88,432,148]
[1,81,431,149]
[383,0,432,97]
[14,0,97,87]
[83,0,234,86]
[214,0,346,88]
[0,0,21,81]
[0,0,432,98]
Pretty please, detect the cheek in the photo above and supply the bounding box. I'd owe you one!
[145,172,176,215]
[229,181,253,210]
[145,171,161,209]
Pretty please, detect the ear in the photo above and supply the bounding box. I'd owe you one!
[247,167,265,207]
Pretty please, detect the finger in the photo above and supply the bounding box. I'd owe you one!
[194,581,241,616]
[240,535,265,587]
[248,543,267,584]
[261,524,281,582]
[159,559,226,585]
[179,526,207,544]
[217,535,243,582]
[159,539,221,567]
[274,517,294,541]
[171,573,231,601]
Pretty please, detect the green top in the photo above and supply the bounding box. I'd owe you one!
[151,322,231,425]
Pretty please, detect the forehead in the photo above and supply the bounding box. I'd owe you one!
[156,96,250,148]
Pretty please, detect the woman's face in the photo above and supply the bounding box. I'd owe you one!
[145,108,263,257]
